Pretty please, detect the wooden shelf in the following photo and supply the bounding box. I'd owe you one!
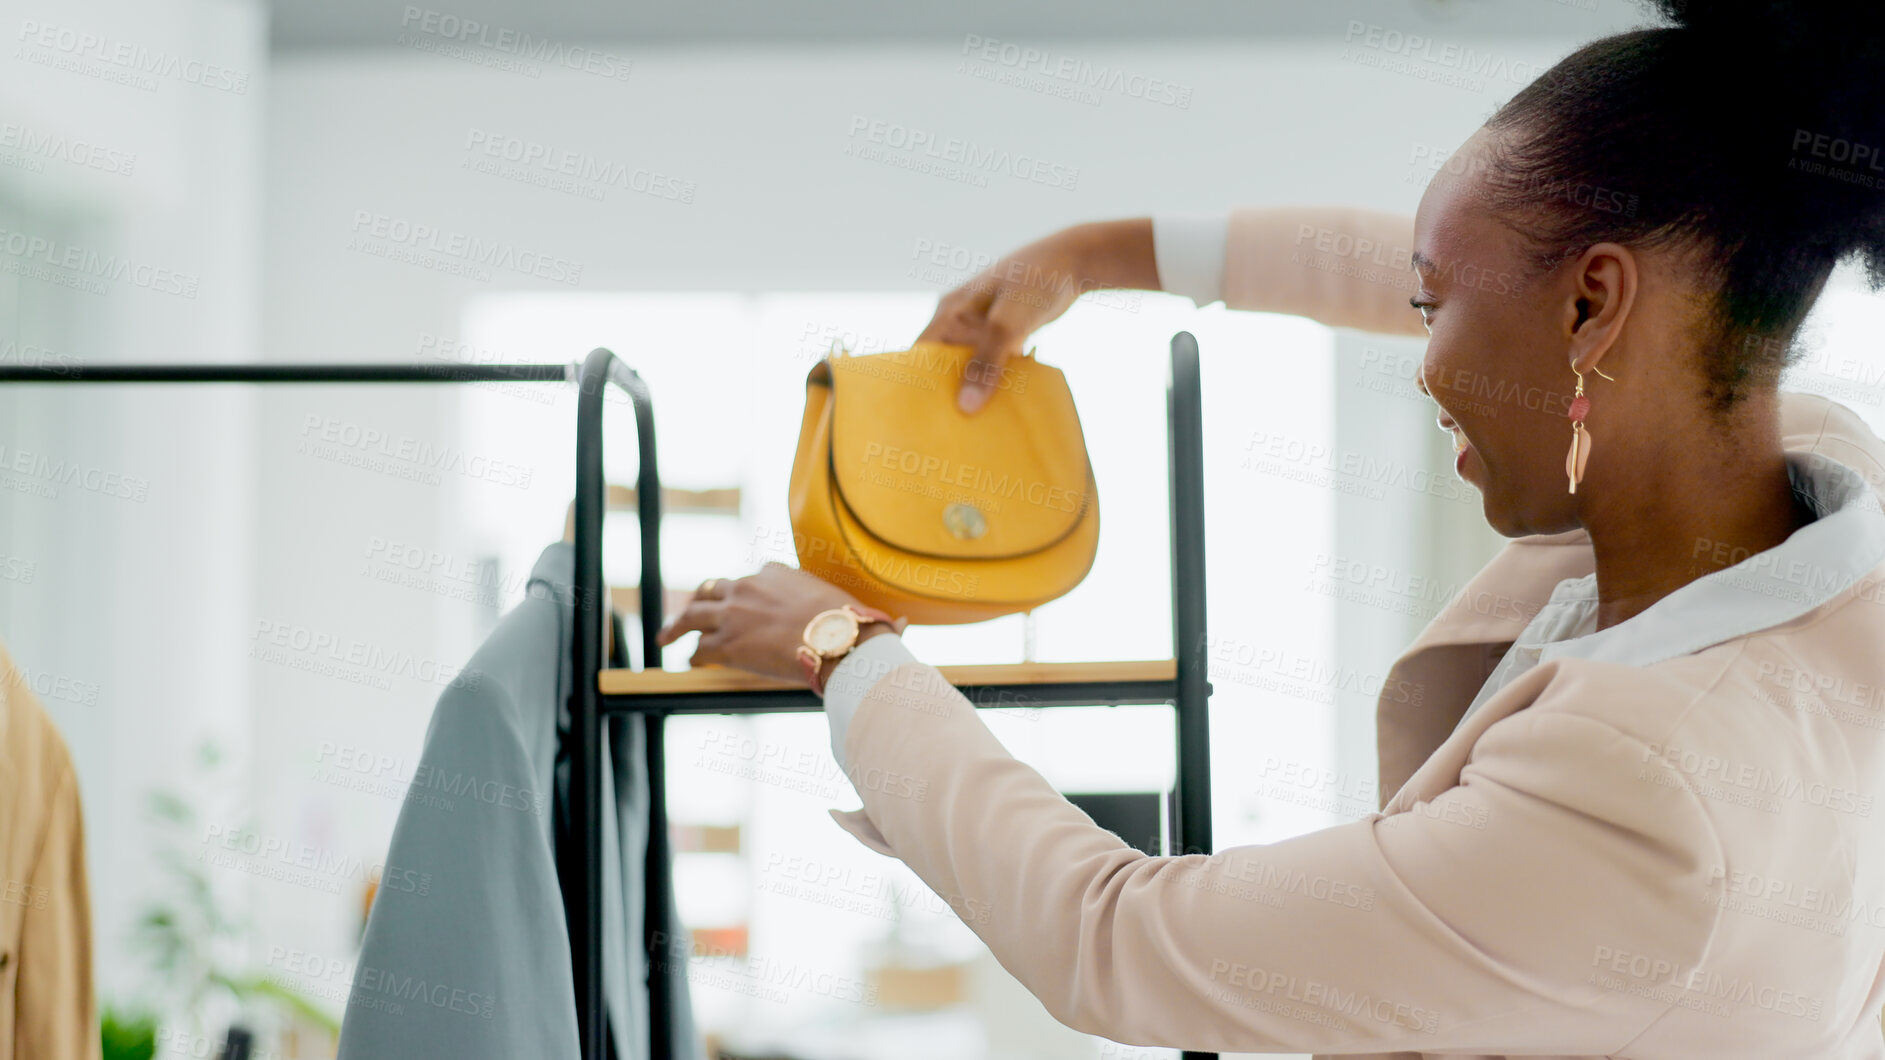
[563,485,740,541]
[598,659,1175,696]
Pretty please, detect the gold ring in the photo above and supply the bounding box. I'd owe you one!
[699,578,721,597]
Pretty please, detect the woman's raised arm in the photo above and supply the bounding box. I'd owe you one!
[915,207,1427,413]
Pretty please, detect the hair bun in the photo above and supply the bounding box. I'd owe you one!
[1648,0,1885,106]
[1650,1,1885,47]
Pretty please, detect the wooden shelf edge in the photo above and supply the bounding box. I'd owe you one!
[598,659,1177,695]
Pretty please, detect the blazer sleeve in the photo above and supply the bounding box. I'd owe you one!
[832,662,1725,1056]
[1197,206,1428,336]
[16,740,101,1060]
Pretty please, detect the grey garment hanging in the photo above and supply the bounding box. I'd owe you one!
[338,542,699,1060]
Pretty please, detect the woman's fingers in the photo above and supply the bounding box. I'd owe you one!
[959,289,1045,413]
[653,597,721,647]
[686,627,730,668]
[917,287,992,347]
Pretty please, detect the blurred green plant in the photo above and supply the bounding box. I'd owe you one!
[130,741,341,1043]
[100,1006,157,1060]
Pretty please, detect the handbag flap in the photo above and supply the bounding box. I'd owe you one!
[825,343,1093,559]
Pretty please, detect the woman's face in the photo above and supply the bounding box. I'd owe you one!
[1413,129,1590,538]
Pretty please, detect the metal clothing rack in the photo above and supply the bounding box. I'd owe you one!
[0,331,1216,1060]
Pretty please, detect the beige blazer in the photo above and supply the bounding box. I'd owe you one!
[828,208,1885,1057]
[0,641,100,1060]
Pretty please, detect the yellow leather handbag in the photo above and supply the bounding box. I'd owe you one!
[787,341,1100,624]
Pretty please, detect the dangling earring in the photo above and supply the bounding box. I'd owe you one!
[1565,362,1615,494]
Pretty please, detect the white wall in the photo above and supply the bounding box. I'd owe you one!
[0,0,266,1024]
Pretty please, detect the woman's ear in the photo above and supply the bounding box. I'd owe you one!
[1566,242,1637,373]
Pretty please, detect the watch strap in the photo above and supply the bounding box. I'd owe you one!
[802,604,900,696]
[842,603,898,627]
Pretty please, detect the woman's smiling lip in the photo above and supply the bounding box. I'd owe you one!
[1437,415,1467,448]
[1437,414,1472,472]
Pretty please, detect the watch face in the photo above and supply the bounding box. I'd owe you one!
[805,610,857,654]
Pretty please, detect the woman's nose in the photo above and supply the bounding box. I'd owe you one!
[1415,359,1433,400]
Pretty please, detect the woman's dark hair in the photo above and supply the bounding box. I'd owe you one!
[1474,1,1885,416]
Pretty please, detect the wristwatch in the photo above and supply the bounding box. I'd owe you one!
[797,603,898,695]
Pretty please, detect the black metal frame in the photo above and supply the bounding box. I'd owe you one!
[0,331,1216,1060]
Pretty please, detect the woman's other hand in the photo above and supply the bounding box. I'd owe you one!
[917,218,1158,414]
[653,563,906,685]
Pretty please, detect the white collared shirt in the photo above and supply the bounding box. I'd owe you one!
[822,633,919,769]
[1151,213,1230,307]
[1456,450,1885,730]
